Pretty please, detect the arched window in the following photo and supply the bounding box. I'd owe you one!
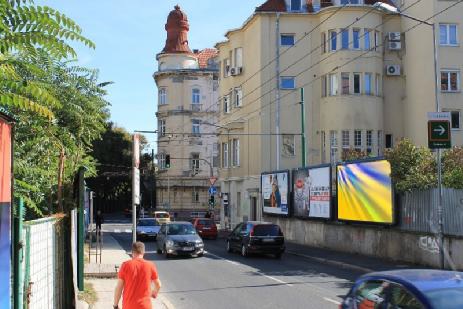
[192,88,200,104]
[159,88,167,105]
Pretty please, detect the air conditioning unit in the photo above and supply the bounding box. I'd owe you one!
[230,67,243,76]
[386,65,401,76]
[388,32,401,42]
[388,41,402,50]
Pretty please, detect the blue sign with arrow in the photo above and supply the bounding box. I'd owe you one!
[208,186,217,195]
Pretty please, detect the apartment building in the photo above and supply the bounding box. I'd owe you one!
[154,6,219,220]
[215,0,463,226]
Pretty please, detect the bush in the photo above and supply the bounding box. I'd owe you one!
[442,147,463,189]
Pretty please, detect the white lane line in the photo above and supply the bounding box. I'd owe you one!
[323,297,341,305]
[124,229,132,233]
[205,251,293,286]
[114,229,121,233]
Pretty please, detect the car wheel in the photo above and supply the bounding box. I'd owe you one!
[164,246,170,259]
[226,241,232,253]
[241,245,248,257]
[197,252,204,257]
[156,247,162,254]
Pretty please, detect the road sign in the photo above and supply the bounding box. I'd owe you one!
[208,186,217,195]
[209,176,217,186]
[428,112,451,149]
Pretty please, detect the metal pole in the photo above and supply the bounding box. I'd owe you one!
[432,24,445,269]
[89,191,94,235]
[77,167,85,291]
[300,88,306,167]
[13,198,24,309]
[275,12,281,170]
[132,167,137,244]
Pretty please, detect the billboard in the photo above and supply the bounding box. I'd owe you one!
[293,165,331,219]
[337,159,394,224]
[262,171,289,216]
[0,114,12,308]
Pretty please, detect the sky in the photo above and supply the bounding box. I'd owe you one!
[37,0,265,147]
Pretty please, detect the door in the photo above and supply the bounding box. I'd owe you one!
[157,224,167,250]
[229,223,242,250]
[250,197,257,221]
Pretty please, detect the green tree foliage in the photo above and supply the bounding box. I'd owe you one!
[442,147,463,189]
[384,139,437,193]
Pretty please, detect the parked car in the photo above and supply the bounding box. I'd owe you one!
[154,211,170,224]
[192,218,218,239]
[340,269,463,309]
[136,218,161,240]
[156,222,204,258]
[226,221,285,259]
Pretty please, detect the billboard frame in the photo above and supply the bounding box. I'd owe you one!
[261,169,291,218]
[292,163,332,221]
[336,157,396,226]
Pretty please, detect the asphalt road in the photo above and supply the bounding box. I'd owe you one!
[104,216,363,309]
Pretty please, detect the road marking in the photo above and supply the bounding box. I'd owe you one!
[114,229,121,233]
[124,229,132,233]
[323,297,341,305]
[258,273,293,287]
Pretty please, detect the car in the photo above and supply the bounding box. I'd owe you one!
[156,222,204,258]
[340,269,463,309]
[154,211,170,224]
[192,218,218,239]
[226,221,285,259]
[136,218,161,240]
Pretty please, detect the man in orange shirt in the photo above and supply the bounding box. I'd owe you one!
[113,242,162,309]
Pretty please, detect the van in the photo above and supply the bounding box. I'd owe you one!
[154,211,170,224]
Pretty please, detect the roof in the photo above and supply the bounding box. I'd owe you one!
[362,269,463,292]
[196,48,218,69]
[255,0,286,12]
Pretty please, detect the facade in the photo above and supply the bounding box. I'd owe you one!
[154,6,220,220]
[215,0,463,227]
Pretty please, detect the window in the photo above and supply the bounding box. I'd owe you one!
[440,24,458,46]
[364,73,372,95]
[366,130,372,154]
[224,58,230,77]
[353,73,361,94]
[441,70,460,92]
[378,130,383,155]
[341,73,350,95]
[192,88,200,104]
[191,153,200,171]
[232,139,240,166]
[158,153,166,169]
[330,130,338,162]
[374,31,380,51]
[222,143,229,168]
[330,30,337,51]
[281,77,296,89]
[354,130,362,150]
[353,280,389,308]
[342,130,350,149]
[353,29,360,49]
[341,28,349,49]
[290,0,302,11]
[234,87,242,107]
[321,32,327,53]
[386,134,393,148]
[281,34,295,46]
[192,119,201,135]
[329,73,338,96]
[321,74,327,97]
[192,190,200,203]
[451,111,461,129]
[158,119,166,137]
[282,134,295,156]
[364,29,371,50]
[223,95,231,114]
[159,88,167,105]
[389,283,424,308]
[375,74,381,96]
[234,47,243,68]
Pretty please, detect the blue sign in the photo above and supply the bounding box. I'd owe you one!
[208,186,217,195]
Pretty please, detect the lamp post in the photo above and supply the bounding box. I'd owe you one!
[374,2,444,269]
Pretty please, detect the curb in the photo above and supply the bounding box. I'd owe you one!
[286,250,375,274]
[158,294,175,309]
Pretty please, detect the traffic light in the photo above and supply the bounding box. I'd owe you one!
[165,154,171,168]
[208,195,215,207]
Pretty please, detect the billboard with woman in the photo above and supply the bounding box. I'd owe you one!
[261,171,289,216]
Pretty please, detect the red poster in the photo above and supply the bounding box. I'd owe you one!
[0,117,12,202]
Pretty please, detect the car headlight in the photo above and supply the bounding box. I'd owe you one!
[166,240,174,247]
[195,240,204,247]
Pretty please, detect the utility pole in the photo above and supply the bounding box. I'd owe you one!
[299,88,306,167]
[77,167,85,291]
[275,12,281,170]
[13,198,24,309]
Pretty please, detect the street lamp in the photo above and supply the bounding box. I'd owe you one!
[374,2,445,269]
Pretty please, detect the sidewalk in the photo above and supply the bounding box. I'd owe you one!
[82,233,173,309]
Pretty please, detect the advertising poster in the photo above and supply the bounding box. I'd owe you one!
[293,166,331,219]
[262,171,289,216]
[0,115,12,308]
[337,159,394,224]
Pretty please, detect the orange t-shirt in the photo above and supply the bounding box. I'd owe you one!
[118,258,158,309]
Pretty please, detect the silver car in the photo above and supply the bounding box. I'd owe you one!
[156,222,204,258]
[136,218,161,240]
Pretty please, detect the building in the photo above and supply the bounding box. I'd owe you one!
[215,0,463,227]
[154,5,220,220]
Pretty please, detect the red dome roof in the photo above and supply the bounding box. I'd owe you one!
[161,5,192,54]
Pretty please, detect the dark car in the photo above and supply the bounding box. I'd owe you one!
[226,221,285,258]
[192,218,218,239]
[156,222,204,258]
[341,269,463,309]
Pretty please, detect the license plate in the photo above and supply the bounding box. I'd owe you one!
[203,227,210,230]
[182,247,194,251]
[262,238,274,243]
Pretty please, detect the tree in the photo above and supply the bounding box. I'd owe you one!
[442,147,463,189]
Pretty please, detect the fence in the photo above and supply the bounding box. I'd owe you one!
[399,188,463,237]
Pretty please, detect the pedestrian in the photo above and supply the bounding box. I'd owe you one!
[95,210,103,234]
[113,242,162,309]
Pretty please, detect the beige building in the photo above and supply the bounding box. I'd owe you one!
[154,6,219,220]
[215,0,463,227]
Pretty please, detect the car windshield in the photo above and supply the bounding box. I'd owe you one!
[253,224,281,236]
[156,213,169,218]
[167,224,196,235]
[138,219,158,226]
[424,287,463,309]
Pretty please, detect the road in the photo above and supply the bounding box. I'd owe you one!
[104,217,361,309]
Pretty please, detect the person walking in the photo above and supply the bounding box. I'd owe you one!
[113,242,162,309]
[95,210,103,234]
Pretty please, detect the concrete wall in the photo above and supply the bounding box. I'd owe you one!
[267,216,463,270]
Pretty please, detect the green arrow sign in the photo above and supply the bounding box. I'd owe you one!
[428,120,451,149]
